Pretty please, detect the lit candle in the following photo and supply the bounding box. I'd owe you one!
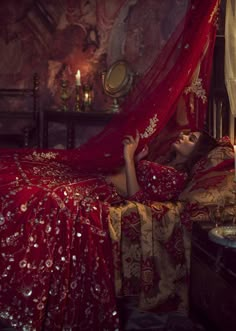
[84,92,89,103]
[75,70,81,86]
[234,145,236,180]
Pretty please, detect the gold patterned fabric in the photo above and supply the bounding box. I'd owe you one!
[109,200,190,313]
[109,138,235,314]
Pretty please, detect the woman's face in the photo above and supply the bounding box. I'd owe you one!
[172,131,201,157]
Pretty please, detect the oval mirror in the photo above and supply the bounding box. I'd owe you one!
[102,60,133,112]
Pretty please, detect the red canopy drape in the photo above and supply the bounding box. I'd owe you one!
[65,0,221,173]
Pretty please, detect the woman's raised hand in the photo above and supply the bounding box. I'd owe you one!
[135,144,149,162]
[123,130,140,162]
[122,130,141,196]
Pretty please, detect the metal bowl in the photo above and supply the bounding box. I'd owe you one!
[208,226,236,248]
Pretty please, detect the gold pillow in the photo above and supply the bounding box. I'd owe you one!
[190,136,234,176]
[179,168,235,206]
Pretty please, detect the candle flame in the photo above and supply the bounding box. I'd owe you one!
[75,70,81,86]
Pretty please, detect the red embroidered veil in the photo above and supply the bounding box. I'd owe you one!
[66,0,221,173]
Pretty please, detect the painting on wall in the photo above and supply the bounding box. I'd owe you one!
[0,0,189,112]
[0,0,192,147]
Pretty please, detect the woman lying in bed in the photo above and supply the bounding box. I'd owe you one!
[107,130,218,202]
[0,130,220,331]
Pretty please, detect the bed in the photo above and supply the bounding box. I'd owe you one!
[0,129,234,331]
[0,68,235,330]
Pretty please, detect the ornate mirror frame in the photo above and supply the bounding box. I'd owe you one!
[102,60,133,112]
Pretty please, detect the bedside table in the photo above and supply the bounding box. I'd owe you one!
[189,221,236,331]
[41,110,113,149]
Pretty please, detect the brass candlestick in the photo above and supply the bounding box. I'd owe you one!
[60,80,70,111]
[75,85,82,111]
[82,84,93,112]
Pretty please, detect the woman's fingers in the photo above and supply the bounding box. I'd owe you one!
[123,138,132,145]
[123,131,140,162]
[123,135,135,141]
[143,144,149,152]
[135,130,140,141]
[123,131,139,144]
[123,137,134,146]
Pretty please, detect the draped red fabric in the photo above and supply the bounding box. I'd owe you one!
[65,0,220,173]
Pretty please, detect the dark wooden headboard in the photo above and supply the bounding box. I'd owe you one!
[0,73,40,148]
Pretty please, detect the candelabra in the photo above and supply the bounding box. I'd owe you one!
[60,80,70,112]
[75,85,82,111]
[82,84,93,111]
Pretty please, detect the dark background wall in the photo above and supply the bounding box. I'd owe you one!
[0,0,228,147]
[0,0,191,110]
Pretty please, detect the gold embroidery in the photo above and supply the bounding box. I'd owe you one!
[140,114,159,139]
[25,151,58,161]
[184,78,207,104]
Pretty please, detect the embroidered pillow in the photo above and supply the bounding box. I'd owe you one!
[190,136,234,177]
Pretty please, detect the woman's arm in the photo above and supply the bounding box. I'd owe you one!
[123,131,141,196]
[107,132,148,197]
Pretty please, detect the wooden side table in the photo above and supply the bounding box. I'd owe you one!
[189,221,236,331]
[0,111,40,148]
[41,110,114,149]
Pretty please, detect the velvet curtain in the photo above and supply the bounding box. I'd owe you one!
[225,0,236,117]
[66,0,221,173]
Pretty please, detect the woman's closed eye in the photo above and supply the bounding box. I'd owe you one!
[189,133,198,143]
